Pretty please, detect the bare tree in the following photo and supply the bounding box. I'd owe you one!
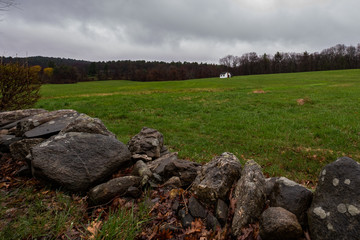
[0,63,42,111]
[219,55,235,68]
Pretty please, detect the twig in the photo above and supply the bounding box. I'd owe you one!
[304,230,311,240]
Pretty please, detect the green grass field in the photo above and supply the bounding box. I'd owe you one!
[36,69,360,183]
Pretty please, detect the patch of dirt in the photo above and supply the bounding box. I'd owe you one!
[252,89,267,94]
[330,83,354,87]
[296,99,305,105]
[296,97,313,105]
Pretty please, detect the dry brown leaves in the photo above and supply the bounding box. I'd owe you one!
[136,187,229,240]
[86,220,102,240]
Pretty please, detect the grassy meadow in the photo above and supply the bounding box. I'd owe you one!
[36,69,360,184]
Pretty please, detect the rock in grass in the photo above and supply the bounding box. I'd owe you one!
[191,152,242,203]
[231,160,266,237]
[308,157,360,240]
[260,207,303,240]
[128,127,165,159]
[30,132,131,192]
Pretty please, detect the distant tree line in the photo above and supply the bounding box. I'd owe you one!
[2,43,360,84]
[1,57,226,83]
[219,43,360,75]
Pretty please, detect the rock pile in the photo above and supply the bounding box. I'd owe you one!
[1,108,359,239]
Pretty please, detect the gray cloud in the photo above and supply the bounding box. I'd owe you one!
[1,0,359,62]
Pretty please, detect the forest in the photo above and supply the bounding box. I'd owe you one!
[1,43,360,84]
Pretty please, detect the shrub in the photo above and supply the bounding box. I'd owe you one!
[0,62,42,111]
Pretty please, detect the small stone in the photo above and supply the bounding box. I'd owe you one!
[163,176,182,188]
[188,196,207,219]
[216,199,228,226]
[88,176,141,205]
[332,178,339,186]
[206,212,221,231]
[132,160,152,179]
[260,207,303,240]
[178,209,193,229]
[172,199,180,212]
[127,186,142,198]
[344,179,351,185]
[269,176,313,228]
[132,154,152,162]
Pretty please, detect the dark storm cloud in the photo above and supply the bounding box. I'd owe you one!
[1,0,359,62]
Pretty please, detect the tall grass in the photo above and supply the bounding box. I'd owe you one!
[94,201,150,240]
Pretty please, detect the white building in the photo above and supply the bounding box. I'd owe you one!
[220,72,231,78]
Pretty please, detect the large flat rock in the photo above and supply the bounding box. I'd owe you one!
[24,116,77,138]
[16,109,79,137]
[30,132,131,192]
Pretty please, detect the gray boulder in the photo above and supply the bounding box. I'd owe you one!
[60,113,115,137]
[88,176,141,205]
[127,127,164,159]
[16,109,79,137]
[260,207,303,240]
[269,177,313,227]
[147,152,201,187]
[308,157,360,240]
[231,160,266,237]
[0,109,47,128]
[30,132,131,192]
[191,152,242,203]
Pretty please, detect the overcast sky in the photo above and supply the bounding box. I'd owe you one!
[1,0,359,63]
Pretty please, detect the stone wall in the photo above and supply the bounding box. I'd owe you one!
[1,109,359,239]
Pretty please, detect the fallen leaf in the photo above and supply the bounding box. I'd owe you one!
[87,220,102,240]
